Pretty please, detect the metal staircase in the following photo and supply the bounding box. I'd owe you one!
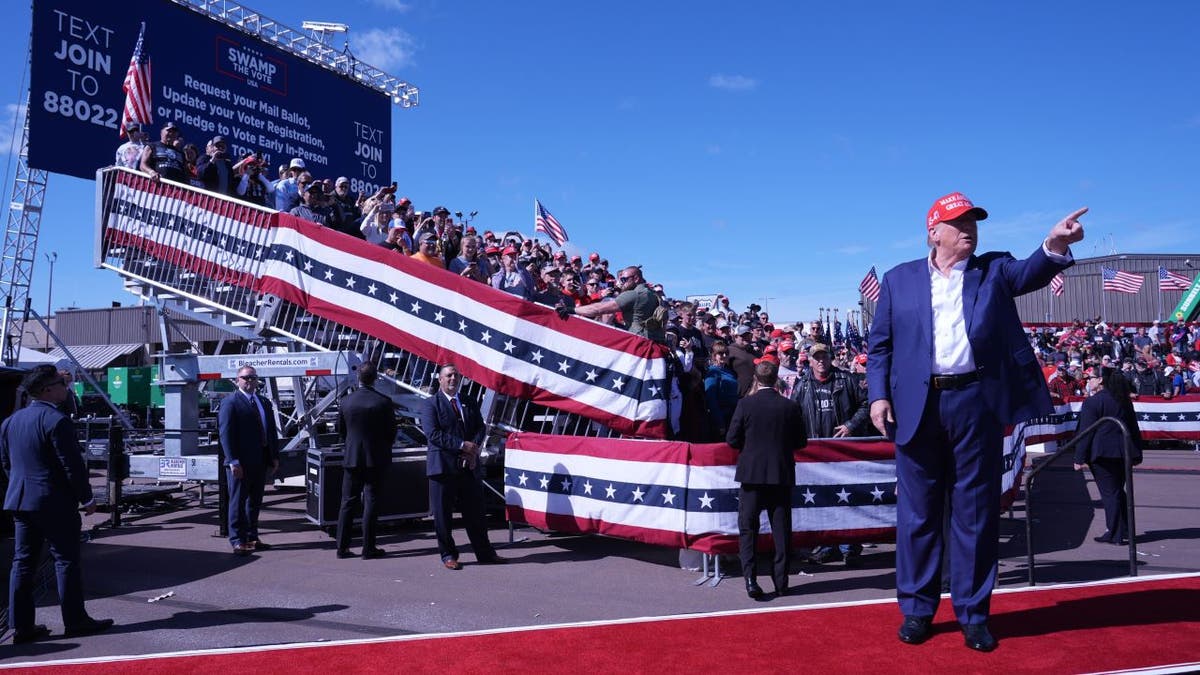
[94,167,620,449]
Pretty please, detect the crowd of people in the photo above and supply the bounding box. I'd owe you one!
[114,122,1200,416]
[1032,319,1200,401]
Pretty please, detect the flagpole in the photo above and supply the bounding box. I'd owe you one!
[1101,274,1107,323]
[1156,271,1162,321]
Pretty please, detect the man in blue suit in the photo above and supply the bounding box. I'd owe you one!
[3,365,113,643]
[420,364,504,570]
[867,192,1085,652]
[219,365,280,555]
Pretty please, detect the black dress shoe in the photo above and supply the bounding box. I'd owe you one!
[1114,538,1130,546]
[12,624,51,645]
[336,549,357,559]
[746,578,765,599]
[773,578,789,597]
[249,540,272,551]
[898,615,933,645]
[65,618,115,638]
[362,547,386,559]
[962,623,997,652]
[1093,534,1112,543]
[477,554,507,565]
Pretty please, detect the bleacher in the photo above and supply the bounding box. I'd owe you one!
[94,166,669,460]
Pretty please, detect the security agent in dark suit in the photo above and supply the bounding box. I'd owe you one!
[726,360,808,600]
[335,363,397,559]
[867,192,1085,652]
[420,364,504,570]
[218,366,280,556]
[1073,368,1142,545]
[2,365,113,644]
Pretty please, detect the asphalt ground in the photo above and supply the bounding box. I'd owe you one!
[2,448,1197,667]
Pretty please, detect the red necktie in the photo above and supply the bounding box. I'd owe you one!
[451,397,463,422]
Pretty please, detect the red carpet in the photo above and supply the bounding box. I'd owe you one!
[18,573,1200,674]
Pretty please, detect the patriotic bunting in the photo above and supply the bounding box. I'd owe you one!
[104,172,670,437]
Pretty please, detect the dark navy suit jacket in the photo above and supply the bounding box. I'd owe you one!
[1,400,92,513]
[726,388,808,485]
[421,391,485,478]
[867,246,1071,446]
[1074,389,1143,465]
[218,392,280,470]
[338,385,397,469]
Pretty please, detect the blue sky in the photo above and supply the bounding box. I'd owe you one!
[2,0,1198,326]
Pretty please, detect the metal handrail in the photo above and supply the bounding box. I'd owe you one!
[1024,415,1137,585]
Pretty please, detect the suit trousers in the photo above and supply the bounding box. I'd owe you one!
[227,464,267,547]
[1090,457,1129,541]
[428,471,495,562]
[895,381,1001,625]
[9,509,90,631]
[336,467,380,551]
[737,483,792,588]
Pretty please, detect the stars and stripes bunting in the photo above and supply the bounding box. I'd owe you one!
[1050,272,1065,297]
[121,22,153,138]
[103,171,670,437]
[1017,396,1200,449]
[1159,266,1193,292]
[1101,266,1143,294]
[859,266,881,302]
[504,432,1030,554]
[534,199,568,247]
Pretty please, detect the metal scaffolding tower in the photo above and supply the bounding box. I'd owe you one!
[0,104,48,366]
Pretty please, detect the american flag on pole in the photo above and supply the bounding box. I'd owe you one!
[1050,272,1065,296]
[103,171,670,437]
[120,22,152,138]
[534,199,568,247]
[859,266,881,302]
[1158,266,1192,292]
[1101,266,1143,294]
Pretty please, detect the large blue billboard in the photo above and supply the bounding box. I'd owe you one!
[29,0,391,194]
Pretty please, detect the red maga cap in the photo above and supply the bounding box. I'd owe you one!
[926,192,988,229]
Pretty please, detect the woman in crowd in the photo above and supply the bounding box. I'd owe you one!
[1073,368,1143,545]
[703,341,739,441]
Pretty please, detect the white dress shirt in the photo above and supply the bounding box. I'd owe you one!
[928,243,1072,375]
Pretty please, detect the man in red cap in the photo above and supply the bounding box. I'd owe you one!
[490,246,535,301]
[867,192,1085,652]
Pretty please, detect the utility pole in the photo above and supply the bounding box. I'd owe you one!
[44,251,56,348]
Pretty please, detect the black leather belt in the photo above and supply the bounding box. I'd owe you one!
[931,371,979,390]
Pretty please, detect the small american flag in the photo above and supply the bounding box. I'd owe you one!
[534,199,568,247]
[121,22,153,138]
[1101,266,1143,294]
[858,266,881,302]
[1158,266,1192,292]
[1050,272,1065,296]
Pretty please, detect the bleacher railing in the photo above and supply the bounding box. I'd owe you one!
[94,166,621,444]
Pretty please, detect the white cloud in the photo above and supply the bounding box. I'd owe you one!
[367,0,413,11]
[836,245,868,255]
[351,27,418,72]
[708,74,757,92]
[0,103,28,156]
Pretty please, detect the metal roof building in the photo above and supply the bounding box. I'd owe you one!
[858,253,1199,326]
[1014,253,1198,324]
